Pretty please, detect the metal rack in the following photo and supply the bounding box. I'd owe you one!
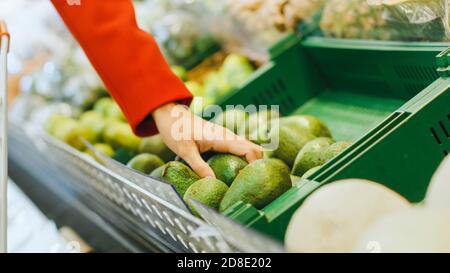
[26,126,234,253]
[0,20,10,253]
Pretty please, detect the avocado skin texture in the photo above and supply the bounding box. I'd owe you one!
[270,125,316,168]
[162,161,201,196]
[127,153,165,174]
[280,115,331,138]
[139,134,176,162]
[184,178,229,217]
[207,154,248,186]
[324,141,353,160]
[292,137,334,177]
[150,164,166,180]
[219,158,292,212]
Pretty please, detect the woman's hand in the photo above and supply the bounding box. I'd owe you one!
[152,103,263,178]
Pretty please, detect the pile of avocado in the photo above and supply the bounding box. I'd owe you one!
[45,97,352,218]
[150,155,291,217]
[171,54,255,114]
[45,97,161,164]
[211,109,353,186]
[142,109,352,217]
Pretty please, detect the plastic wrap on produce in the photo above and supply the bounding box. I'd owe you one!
[204,0,326,62]
[320,0,450,41]
[137,0,217,66]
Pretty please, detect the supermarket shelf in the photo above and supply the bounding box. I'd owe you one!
[8,122,174,253]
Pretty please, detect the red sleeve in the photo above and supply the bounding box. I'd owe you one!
[51,0,192,137]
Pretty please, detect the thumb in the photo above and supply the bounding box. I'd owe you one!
[180,146,216,178]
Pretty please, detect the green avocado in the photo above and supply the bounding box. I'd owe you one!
[323,141,353,160]
[93,97,114,117]
[138,134,175,162]
[162,161,201,196]
[292,137,334,177]
[103,122,141,151]
[52,118,98,150]
[184,178,229,217]
[127,153,165,174]
[150,164,166,180]
[219,158,291,212]
[105,102,126,121]
[85,143,115,162]
[269,125,316,168]
[280,115,331,138]
[207,154,248,186]
[93,143,115,157]
[79,110,106,141]
[45,114,71,135]
[212,109,248,134]
[50,117,77,138]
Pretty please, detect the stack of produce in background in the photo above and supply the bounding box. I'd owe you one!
[205,0,327,61]
[172,53,256,113]
[11,0,450,117]
[137,0,219,67]
[204,0,449,63]
[320,0,449,41]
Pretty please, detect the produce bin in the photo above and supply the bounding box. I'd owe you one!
[217,35,450,241]
[10,115,285,253]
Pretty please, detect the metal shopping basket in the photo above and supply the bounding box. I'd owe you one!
[0,20,10,253]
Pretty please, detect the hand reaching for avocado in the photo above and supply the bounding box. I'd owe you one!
[152,103,263,178]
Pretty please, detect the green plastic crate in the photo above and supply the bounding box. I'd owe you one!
[219,35,450,241]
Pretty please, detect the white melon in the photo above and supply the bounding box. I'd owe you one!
[354,207,450,253]
[285,179,411,253]
[425,155,450,209]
